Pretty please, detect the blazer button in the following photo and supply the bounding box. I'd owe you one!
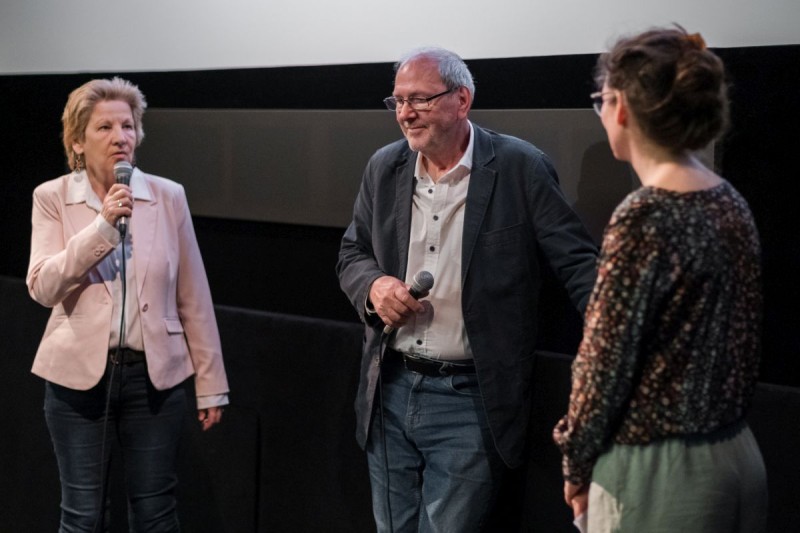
[141,304,149,312]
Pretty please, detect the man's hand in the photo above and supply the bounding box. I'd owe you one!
[369,275,426,329]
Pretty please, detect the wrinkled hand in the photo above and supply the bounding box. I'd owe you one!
[101,184,133,227]
[564,481,588,518]
[198,406,224,431]
[369,275,426,330]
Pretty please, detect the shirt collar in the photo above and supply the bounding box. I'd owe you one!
[66,167,153,211]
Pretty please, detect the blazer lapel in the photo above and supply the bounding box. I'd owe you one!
[394,154,415,282]
[462,126,497,283]
[130,173,158,299]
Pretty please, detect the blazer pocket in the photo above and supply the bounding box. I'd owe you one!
[476,223,527,294]
[480,223,524,248]
[164,317,185,335]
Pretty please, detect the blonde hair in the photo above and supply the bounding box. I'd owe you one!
[61,77,147,170]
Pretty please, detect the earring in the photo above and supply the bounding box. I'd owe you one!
[73,152,84,172]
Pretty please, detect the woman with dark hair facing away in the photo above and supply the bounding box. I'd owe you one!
[27,77,229,531]
[553,26,767,532]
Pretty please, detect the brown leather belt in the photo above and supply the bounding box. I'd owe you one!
[109,347,146,365]
[385,348,475,377]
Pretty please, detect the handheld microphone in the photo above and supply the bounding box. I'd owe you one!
[383,270,434,335]
[113,161,133,236]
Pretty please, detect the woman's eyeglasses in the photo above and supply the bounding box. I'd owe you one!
[590,91,615,116]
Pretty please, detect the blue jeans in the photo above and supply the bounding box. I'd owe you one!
[44,360,187,532]
[366,356,505,533]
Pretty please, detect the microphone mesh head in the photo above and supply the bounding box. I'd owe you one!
[113,161,133,185]
[413,270,434,292]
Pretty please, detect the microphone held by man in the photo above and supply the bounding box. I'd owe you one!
[379,270,434,335]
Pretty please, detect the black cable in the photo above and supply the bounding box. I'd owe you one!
[92,225,128,532]
[377,331,394,533]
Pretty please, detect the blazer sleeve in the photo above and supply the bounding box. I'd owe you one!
[336,156,388,326]
[27,180,117,307]
[171,187,230,397]
[526,154,598,313]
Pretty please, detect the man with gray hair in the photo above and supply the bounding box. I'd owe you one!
[337,47,597,532]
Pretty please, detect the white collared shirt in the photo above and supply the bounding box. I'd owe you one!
[392,122,475,361]
[75,169,152,352]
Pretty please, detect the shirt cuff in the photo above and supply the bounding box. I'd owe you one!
[94,214,121,245]
[365,295,376,315]
[196,393,229,410]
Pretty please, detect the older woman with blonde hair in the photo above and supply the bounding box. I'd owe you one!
[554,27,767,532]
[27,77,229,532]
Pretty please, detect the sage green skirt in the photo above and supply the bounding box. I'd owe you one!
[587,421,767,533]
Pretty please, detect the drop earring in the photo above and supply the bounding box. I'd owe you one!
[73,152,85,172]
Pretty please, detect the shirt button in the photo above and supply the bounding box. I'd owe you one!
[428,189,433,194]
[141,304,149,312]
[429,246,435,252]
[433,215,439,221]
[416,339,422,345]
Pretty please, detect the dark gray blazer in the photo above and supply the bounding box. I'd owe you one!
[337,124,598,468]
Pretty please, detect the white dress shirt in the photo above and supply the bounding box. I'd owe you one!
[392,122,475,361]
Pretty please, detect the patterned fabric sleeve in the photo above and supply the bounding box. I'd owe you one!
[553,198,663,485]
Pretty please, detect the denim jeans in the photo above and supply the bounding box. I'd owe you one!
[366,356,504,533]
[44,359,187,533]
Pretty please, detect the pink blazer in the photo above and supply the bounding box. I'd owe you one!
[27,169,229,397]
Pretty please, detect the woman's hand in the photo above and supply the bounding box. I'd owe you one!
[101,184,133,228]
[564,481,589,518]
[198,406,224,431]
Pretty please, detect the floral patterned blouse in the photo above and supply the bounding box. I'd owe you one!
[553,181,762,485]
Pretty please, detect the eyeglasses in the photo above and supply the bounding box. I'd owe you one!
[383,88,455,112]
[590,91,615,116]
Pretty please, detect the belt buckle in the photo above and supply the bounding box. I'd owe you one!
[404,354,452,377]
[402,354,415,373]
[403,354,428,375]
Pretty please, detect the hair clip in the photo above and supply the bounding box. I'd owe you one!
[686,32,707,50]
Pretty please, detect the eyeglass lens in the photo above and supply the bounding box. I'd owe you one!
[383,88,453,111]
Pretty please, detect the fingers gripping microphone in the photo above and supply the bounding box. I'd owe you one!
[383,270,434,335]
[113,161,133,236]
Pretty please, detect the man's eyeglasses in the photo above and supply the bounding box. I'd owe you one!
[590,91,615,116]
[383,88,455,112]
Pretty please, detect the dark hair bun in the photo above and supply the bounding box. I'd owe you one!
[596,26,729,152]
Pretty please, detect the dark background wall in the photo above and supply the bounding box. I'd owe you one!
[2,275,798,532]
[1,45,798,385]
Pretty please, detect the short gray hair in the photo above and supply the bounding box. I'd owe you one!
[395,47,476,99]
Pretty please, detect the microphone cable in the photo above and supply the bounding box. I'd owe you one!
[92,222,128,533]
[375,272,432,533]
[377,330,395,533]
